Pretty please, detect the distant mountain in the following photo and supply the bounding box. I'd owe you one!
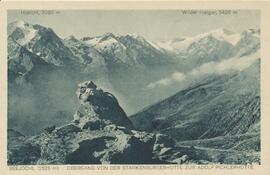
[156,28,260,71]
[8,37,55,83]
[156,28,237,52]
[63,35,109,78]
[233,30,260,57]
[8,21,79,67]
[8,21,259,77]
[81,33,173,67]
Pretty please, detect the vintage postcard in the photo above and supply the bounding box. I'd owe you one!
[0,1,270,175]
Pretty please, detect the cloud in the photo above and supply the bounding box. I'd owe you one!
[146,72,186,89]
[146,51,259,89]
[189,51,260,77]
[172,72,186,82]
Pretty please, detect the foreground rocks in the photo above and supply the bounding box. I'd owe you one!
[8,81,190,164]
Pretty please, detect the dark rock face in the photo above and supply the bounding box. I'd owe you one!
[66,137,116,164]
[55,124,82,137]
[82,120,106,130]
[76,81,134,130]
[8,81,187,165]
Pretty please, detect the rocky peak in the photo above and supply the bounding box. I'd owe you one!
[8,21,31,31]
[8,21,79,67]
[75,81,134,129]
[101,32,116,39]
[8,21,38,46]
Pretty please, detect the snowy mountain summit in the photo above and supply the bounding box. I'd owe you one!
[156,28,259,53]
[8,21,77,66]
[8,21,39,46]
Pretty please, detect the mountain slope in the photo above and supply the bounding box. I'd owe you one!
[130,59,260,141]
[8,37,55,83]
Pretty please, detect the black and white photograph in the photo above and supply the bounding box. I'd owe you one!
[7,9,260,165]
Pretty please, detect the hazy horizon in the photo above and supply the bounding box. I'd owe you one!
[8,10,260,41]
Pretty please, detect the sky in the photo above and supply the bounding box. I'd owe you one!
[8,10,260,41]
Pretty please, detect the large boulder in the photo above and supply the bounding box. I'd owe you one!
[75,81,134,130]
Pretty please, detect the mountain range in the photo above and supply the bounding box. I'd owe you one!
[8,20,260,164]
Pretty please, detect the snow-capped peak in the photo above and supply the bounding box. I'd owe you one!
[82,33,126,53]
[188,28,240,46]
[81,33,116,46]
[155,28,242,53]
[118,33,163,51]
[8,20,38,46]
[10,20,30,28]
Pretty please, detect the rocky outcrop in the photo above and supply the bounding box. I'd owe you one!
[75,81,134,130]
[8,81,189,165]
